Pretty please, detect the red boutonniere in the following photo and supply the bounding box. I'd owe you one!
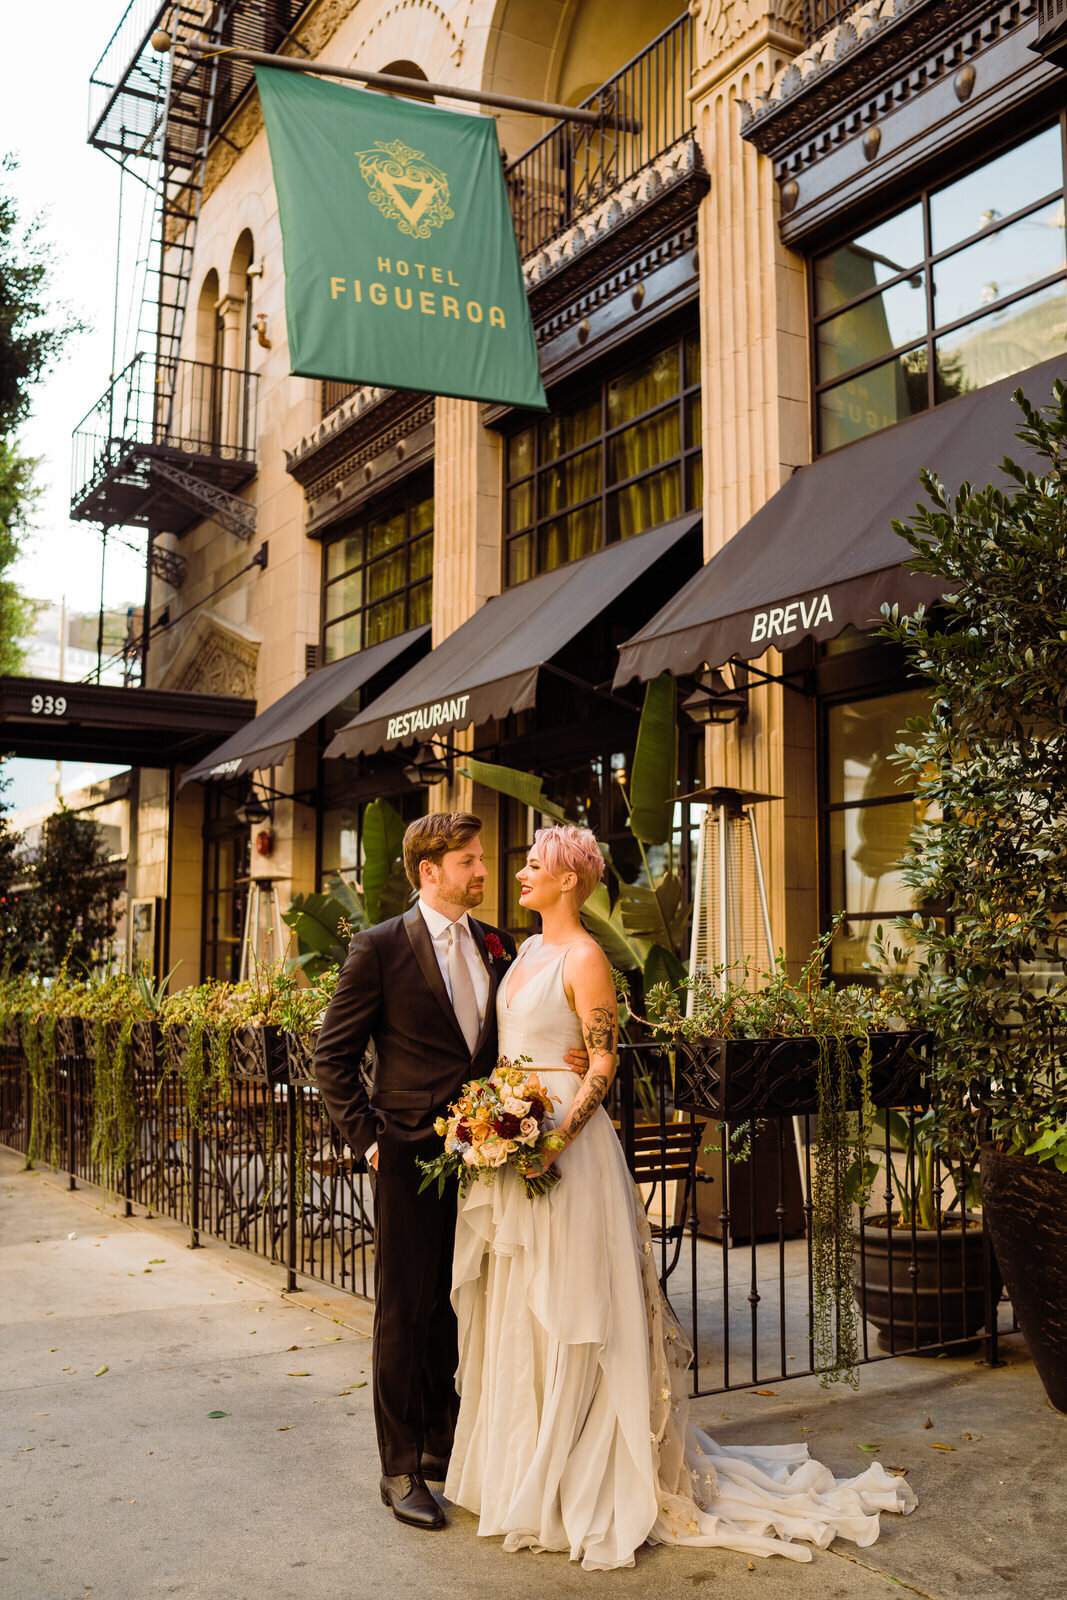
[484,932,511,963]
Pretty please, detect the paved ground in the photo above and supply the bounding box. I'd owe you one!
[2,1145,1064,1600]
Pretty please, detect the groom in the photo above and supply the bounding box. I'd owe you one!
[315,812,581,1530]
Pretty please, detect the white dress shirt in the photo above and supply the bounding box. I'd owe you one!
[365,900,490,1167]
[416,898,491,1024]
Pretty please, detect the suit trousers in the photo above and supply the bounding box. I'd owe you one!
[371,1153,459,1475]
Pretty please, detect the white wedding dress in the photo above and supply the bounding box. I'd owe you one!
[445,936,916,1571]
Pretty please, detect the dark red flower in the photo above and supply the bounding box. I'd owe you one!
[496,1112,522,1139]
[526,1097,544,1121]
[455,1119,471,1142]
[484,932,510,962]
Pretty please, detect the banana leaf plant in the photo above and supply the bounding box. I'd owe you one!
[459,673,690,994]
[283,798,412,977]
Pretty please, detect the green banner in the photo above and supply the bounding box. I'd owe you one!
[255,67,547,410]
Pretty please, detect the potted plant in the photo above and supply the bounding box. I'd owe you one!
[879,378,1067,1412]
[852,1105,996,1351]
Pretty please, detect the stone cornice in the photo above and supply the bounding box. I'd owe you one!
[285,389,433,489]
[739,0,1025,154]
[523,138,709,319]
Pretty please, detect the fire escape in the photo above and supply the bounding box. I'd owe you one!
[70,3,306,670]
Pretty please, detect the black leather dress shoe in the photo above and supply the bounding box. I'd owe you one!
[420,1453,450,1482]
[379,1472,445,1529]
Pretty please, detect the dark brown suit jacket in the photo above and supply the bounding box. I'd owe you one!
[313,902,516,1165]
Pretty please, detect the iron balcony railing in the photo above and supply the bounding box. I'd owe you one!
[71,353,259,511]
[505,10,695,261]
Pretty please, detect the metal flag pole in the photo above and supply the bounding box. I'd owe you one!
[170,37,640,130]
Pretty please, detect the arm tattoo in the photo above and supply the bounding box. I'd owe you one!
[582,1007,617,1058]
[564,1071,609,1145]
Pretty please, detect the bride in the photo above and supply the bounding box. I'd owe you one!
[445,823,916,1570]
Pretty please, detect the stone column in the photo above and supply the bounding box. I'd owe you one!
[689,1,817,969]
[215,293,245,451]
[430,396,506,923]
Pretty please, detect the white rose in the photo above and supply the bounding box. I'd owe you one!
[462,1147,481,1166]
[502,1096,530,1118]
[518,1117,539,1143]
[482,1138,510,1168]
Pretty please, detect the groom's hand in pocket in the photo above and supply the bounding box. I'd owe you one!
[563,1046,589,1076]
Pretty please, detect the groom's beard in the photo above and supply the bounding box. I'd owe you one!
[437,876,485,911]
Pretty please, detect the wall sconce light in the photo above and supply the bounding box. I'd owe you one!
[403,742,452,785]
[254,313,272,349]
[235,783,272,826]
[681,667,748,726]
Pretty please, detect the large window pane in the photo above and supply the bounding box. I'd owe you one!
[607,345,679,424]
[410,532,433,582]
[607,465,681,543]
[818,347,928,452]
[366,509,405,560]
[509,479,534,532]
[409,580,431,629]
[507,532,534,586]
[814,204,925,314]
[826,689,931,805]
[934,280,1067,400]
[542,445,601,515]
[540,396,599,459]
[816,274,927,383]
[324,571,362,622]
[930,126,1062,254]
[933,200,1067,329]
[608,407,680,483]
[411,495,434,535]
[540,506,599,570]
[367,549,405,601]
[323,612,362,662]
[365,594,405,646]
[508,427,534,479]
[326,532,362,580]
[828,803,926,917]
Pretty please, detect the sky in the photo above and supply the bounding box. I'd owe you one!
[3,1,148,618]
[2,2,147,809]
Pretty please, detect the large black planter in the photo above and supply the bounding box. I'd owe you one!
[674,1031,929,1120]
[231,1024,288,1085]
[980,1143,1067,1413]
[853,1217,997,1352]
[284,1030,317,1086]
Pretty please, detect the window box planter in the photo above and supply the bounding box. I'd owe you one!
[674,1031,928,1121]
[230,1024,288,1085]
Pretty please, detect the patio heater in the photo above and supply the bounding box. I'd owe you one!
[682,787,808,1205]
[684,787,775,989]
[238,875,286,982]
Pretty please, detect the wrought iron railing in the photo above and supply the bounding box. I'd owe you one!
[71,353,259,510]
[805,1,860,41]
[0,1024,1012,1398]
[505,11,695,260]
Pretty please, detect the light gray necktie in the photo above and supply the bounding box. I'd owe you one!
[446,922,481,1054]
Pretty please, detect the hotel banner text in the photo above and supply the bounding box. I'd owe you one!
[256,67,547,410]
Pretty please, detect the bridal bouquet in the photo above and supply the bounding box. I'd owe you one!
[417,1057,566,1199]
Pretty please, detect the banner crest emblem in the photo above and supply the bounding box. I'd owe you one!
[355,140,454,238]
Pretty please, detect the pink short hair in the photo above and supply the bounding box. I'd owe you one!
[534,825,605,906]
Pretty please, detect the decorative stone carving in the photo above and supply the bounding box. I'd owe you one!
[158,611,260,700]
[689,0,805,65]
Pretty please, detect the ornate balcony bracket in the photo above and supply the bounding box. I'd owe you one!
[148,457,256,541]
[149,541,189,590]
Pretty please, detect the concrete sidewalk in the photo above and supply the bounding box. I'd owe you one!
[2,1145,1063,1600]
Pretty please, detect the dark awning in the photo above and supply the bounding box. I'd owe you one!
[180,625,431,785]
[327,515,701,760]
[0,677,254,768]
[614,355,1062,687]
